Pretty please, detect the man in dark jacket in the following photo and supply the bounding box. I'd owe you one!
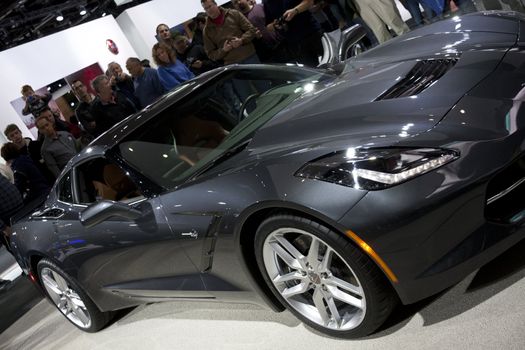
[0,172,23,289]
[1,143,51,204]
[90,75,137,136]
[0,174,23,252]
[71,79,97,136]
[4,124,55,183]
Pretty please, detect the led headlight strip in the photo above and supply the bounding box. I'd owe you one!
[296,148,459,190]
[354,153,457,185]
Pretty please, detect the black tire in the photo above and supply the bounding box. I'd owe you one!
[37,259,111,332]
[254,214,397,338]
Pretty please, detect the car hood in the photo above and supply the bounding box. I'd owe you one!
[250,28,517,153]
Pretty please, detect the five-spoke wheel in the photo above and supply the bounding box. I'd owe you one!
[255,214,397,338]
[37,259,110,332]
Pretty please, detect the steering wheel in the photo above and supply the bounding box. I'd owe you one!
[238,93,260,122]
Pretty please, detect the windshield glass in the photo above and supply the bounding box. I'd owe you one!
[117,66,334,189]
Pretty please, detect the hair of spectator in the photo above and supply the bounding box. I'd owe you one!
[127,57,141,64]
[4,124,20,137]
[152,42,177,66]
[201,0,216,4]
[107,61,120,75]
[156,23,170,35]
[194,12,207,24]
[35,115,50,128]
[1,142,20,162]
[91,74,110,93]
[21,85,33,95]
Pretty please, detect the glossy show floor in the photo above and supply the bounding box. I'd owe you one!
[1,239,525,350]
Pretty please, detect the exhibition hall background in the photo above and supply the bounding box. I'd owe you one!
[0,0,231,146]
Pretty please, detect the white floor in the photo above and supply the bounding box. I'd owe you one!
[0,247,22,281]
[1,239,525,350]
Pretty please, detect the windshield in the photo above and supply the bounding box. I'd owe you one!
[117,66,334,189]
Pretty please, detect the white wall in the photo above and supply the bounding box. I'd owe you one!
[116,0,230,62]
[0,15,138,141]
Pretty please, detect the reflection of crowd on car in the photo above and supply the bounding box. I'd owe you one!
[1,0,521,254]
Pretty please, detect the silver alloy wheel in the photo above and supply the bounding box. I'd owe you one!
[262,227,366,331]
[40,267,92,329]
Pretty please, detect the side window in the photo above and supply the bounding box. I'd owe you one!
[117,68,304,189]
[58,171,73,203]
[74,157,142,204]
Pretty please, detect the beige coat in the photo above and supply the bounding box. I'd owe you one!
[203,8,257,65]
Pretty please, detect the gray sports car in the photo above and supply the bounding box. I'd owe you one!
[10,11,525,338]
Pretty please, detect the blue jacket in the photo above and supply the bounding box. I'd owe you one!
[157,60,195,90]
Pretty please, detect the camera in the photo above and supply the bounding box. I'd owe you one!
[275,16,289,32]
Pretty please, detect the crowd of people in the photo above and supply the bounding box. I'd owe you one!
[1,0,522,269]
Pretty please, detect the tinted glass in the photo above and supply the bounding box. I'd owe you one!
[58,171,73,203]
[74,157,143,203]
[117,67,334,189]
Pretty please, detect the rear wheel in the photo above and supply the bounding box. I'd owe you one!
[37,259,110,332]
[254,214,397,338]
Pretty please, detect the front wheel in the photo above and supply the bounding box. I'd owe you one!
[37,259,110,332]
[254,214,397,338]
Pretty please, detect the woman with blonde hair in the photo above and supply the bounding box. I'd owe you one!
[152,42,194,90]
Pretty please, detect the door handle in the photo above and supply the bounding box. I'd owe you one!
[181,230,198,239]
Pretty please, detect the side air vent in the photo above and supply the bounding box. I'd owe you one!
[376,58,459,100]
[485,154,525,224]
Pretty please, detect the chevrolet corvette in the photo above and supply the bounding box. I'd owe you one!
[10,11,525,338]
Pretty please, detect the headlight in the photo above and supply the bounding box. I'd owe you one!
[295,147,459,190]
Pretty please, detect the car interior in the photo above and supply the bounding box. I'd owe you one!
[75,158,142,203]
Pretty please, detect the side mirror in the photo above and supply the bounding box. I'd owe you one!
[80,200,142,228]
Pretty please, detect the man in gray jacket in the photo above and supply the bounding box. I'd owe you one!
[35,114,79,177]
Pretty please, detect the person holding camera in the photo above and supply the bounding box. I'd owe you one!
[200,0,259,65]
[263,0,323,67]
[232,0,291,63]
[21,84,52,119]
[107,62,140,109]
[172,33,218,75]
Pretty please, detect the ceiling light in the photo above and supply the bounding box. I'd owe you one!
[79,6,87,16]
[101,12,107,17]
[56,12,64,21]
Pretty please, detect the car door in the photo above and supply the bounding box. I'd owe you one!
[50,155,208,299]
